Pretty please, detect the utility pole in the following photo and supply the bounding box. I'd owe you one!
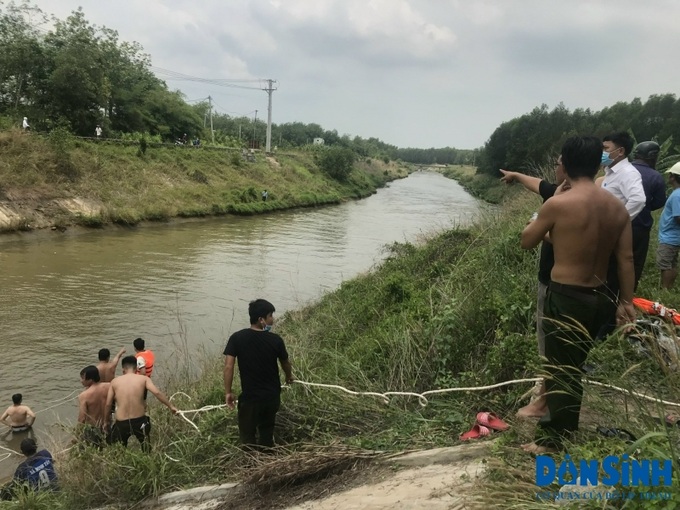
[252,109,258,147]
[208,95,215,144]
[264,79,277,153]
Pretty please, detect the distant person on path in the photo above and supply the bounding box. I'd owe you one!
[95,125,102,138]
[105,356,177,451]
[97,347,126,383]
[500,157,568,419]
[224,299,294,449]
[77,366,111,447]
[133,338,154,377]
[519,136,635,454]
[261,189,268,202]
[21,117,29,131]
[1,394,36,433]
[0,438,57,500]
[657,162,680,289]
[630,141,667,287]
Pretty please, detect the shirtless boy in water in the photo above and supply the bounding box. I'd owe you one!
[520,136,636,453]
[96,348,126,383]
[77,366,111,446]
[1,394,36,433]
[105,356,177,451]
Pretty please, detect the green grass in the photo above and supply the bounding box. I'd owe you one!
[3,163,679,508]
[0,129,401,232]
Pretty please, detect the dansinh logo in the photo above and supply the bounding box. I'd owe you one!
[536,454,673,487]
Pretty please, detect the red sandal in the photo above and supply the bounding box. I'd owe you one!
[476,412,510,431]
[460,423,491,440]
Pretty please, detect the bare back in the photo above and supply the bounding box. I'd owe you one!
[2,405,35,427]
[78,382,111,426]
[109,373,148,421]
[97,361,117,383]
[523,181,631,288]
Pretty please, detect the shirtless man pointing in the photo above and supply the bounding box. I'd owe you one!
[105,356,177,451]
[96,348,126,383]
[520,135,636,453]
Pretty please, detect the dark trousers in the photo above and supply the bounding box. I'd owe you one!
[536,284,612,448]
[109,416,151,452]
[632,225,651,289]
[237,397,280,448]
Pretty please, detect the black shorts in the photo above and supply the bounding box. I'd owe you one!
[109,416,151,450]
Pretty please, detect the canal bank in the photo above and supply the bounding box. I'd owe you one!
[0,171,482,485]
[0,129,407,233]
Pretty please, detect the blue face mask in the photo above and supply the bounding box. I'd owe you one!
[601,151,613,167]
[263,324,272,332]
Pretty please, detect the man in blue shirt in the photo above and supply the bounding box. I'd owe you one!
[657,162,680,289]
[1,438,57,500]
[631,141,667,288]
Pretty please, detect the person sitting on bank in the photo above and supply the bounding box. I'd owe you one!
[0,438,58,500]
[261,189,269,202]
[1,394,36,433]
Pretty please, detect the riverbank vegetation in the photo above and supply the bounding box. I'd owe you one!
[0,129,407,232]
[8,170,678,509]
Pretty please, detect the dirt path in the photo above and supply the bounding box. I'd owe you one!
[157,443,490,510]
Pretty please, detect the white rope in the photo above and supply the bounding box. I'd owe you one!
[169,392,192,401]
[0,453,10,462]
[292,378,543,407]
[0,444,21,456]
[35,394,79,414]
[584,379,680,409]
[292,378,680,409]
[176,404,228,432]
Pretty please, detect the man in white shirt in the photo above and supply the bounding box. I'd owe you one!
[600,132,646,220]
[596,131,646,339]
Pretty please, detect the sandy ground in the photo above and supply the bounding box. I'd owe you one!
[154,443,490,510]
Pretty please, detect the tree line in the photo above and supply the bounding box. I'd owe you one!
[0,2,203,139]
[477,96,680,177]
[0,2,474,165]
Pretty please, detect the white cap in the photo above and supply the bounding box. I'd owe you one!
[665,162,680,177]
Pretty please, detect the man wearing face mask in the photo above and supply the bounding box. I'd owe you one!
[596,132,646,339]
[223,299,294,449]
[601,132,646,220]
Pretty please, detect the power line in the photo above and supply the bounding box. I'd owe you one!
[150,66,265,91]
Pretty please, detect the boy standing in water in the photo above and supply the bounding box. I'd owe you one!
[1,394,36,433]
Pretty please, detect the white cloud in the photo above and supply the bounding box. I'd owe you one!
[24,1,680,147]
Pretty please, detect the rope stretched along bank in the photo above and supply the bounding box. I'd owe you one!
[3,377,680,465]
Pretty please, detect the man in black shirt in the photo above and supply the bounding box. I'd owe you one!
[500,158,567,418]
[630,141,667,287]
[223,299,294,448]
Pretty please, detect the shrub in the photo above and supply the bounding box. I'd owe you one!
[315,146,356,181]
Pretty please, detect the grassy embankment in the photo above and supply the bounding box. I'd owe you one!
[4,165,680,509]
[442,164,507,203]
[0,129,407,232]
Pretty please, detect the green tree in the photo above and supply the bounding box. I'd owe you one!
[315,146,356,181]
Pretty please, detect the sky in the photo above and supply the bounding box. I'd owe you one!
[31,0,680,149]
